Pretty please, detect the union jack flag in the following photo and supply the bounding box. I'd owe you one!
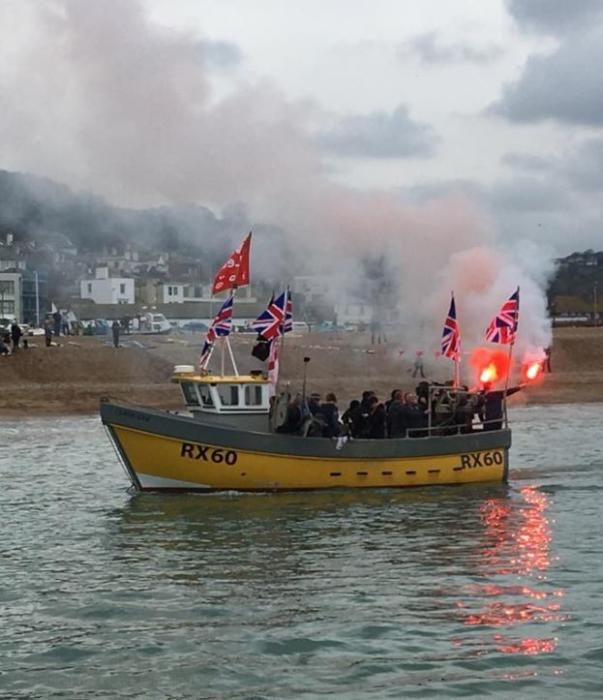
[283,288,293,334]
[441,294,460,360]
[199,294,234,368]
[485,288,520,344]
[252,291,286,340]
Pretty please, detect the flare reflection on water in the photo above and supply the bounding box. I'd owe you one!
[457,485,566,656]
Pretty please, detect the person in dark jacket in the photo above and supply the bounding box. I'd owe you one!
[308,392,321,416]
[111,320,120,348]
[402,392,427,437]
[316,392,341,438]
[386,390,407,438]
[341,399,360,437]
[480,383,523,430]
[276,396,303,434]
[367,396,386,439]
[10,322,22,351]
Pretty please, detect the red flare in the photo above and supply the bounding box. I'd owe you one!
[471,347,510,387]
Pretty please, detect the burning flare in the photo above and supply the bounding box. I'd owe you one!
[526,363,541,381]
[471,347,511,387]
[480,364,498,383]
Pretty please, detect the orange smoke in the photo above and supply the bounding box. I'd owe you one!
[470,347,510,387]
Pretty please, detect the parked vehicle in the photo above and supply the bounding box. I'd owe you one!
[181,321,208,333]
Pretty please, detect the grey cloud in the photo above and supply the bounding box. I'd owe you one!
[488,28,603,125]
[487,177,571,213]
[506,0,603,35]
[501,153,552,172]
[200,39,242,69]
[400,32,503,64]
[399,174,598,254]
[561,138,603,192]
[317,106,438,159]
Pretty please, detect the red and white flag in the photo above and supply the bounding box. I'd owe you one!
[212,232,252,294]
[267,337,280,397]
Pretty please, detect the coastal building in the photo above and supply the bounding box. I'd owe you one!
[0,269,47,324]
[0,271,22,321]
[80,267,135,305]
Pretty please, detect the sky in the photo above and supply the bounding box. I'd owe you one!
[0,0,601,350]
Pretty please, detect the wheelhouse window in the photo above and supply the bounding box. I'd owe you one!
[244,385,264,406]
[217,384,239,406]
[199,385,213,407]
[181,382,200,406]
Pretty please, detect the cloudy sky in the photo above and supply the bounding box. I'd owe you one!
[1,0,601,264]
[8,0,601,346]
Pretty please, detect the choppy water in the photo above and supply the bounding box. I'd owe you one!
[1,405,603,699]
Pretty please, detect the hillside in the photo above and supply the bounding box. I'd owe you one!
[0,327,602,416]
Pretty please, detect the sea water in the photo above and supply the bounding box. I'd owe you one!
[1,404,602,698]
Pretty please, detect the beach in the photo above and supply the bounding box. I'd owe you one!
[0,326,601,416]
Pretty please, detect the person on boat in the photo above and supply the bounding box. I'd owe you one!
[276,395,304,434]
[316,392,341,438]
[308,392,321,416]
[479,383,523,430]
[415,381,430,412]
[356,390,375,437]
[367,396,386,439]
[402,392,427,438]
[341,399,360,437]
[386,390,406,438]
[452,392,477,434]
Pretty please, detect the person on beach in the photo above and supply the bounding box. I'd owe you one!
[111,320,120,348]
[44,319,53,347]
[10,321,22,351]
[412,351,425,378]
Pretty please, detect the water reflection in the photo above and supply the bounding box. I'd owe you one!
[458,485,566,656]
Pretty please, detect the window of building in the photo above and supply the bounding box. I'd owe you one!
[1,300,15,314]
[120,283,126,294]
[87,283,92,294]
[0,280,15,294]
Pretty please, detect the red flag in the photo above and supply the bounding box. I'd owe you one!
[212,232,252,294]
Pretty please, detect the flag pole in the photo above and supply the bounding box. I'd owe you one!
[273,286,289,398]
[502,286,519,428]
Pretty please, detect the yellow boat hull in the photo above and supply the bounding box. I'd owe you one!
[108,422,508,491]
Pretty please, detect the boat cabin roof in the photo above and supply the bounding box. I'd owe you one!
[172,371,268,384]
[171,366,270,414]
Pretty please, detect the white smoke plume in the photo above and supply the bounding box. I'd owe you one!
[0,0,553,354]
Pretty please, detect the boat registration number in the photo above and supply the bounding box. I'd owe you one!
[460,450,504,469]
[180,442,238,465]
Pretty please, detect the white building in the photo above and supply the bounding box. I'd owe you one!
[293,275,333,302]
[334,301,372,327]
[160,282,255,304]
[80,267,135,304]
[0,271,22,320]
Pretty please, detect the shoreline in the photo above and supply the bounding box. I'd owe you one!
[1,326,602,417]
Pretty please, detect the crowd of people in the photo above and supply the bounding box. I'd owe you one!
[275,381,523,439]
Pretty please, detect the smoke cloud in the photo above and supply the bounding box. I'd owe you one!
[0,0,553,355]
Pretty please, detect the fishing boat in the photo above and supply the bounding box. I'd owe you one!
[100,232,519,492]
[100,365,511,492]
